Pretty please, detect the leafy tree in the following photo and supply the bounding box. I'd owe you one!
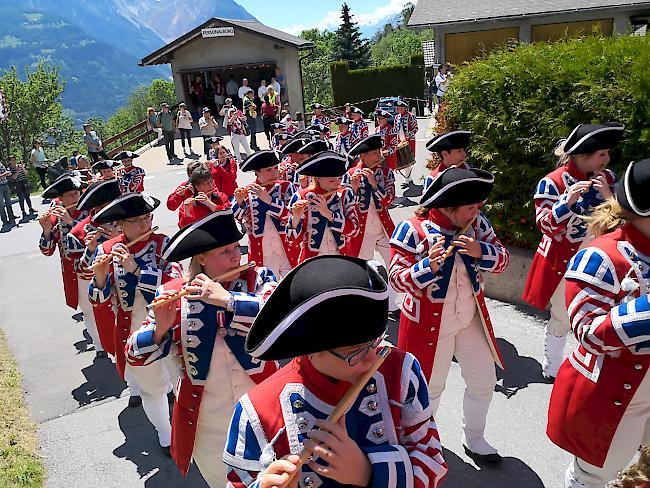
[332,3,370,69]
[300,28,337,106]
[370,28,433,67]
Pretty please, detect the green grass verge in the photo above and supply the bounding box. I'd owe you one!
[0,329,45,488]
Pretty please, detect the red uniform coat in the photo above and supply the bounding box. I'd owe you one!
[389,210,509,378]
[342,162,396,258]
[547,224,650,467]
[119,165,145,193]
[394,111,418,158]
[167,181,193,211]
[209,158,238,197]
[177,190,230,228]
[523,162,615,309]
[375,123,399,170]
[38,199,87,310]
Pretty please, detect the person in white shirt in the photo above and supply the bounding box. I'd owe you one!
[175,102,194,155]
[270,77,281,99]
[435,65,449,106]
[198,107,218,156]
[237,78,250,108]
[226,75,238,106]
[257,80,268,100]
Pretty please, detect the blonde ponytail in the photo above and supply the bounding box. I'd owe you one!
[582,198,630,237]
[554,138,570,168]
[185,256,203,282]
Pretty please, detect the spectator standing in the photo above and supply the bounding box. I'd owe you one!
[242,88,259,151]
[8,156,35,218]
[157,102,177,163]
[0,159,17,227]
[175,102,195,155]
[261,95,278,143]
[198,107,218,156]
[83,124,109,162]
[257,79,268,102]
[435,65,449,106]
[225,75,238,107]
[270,77,281,101]
[147,107,164,145]
[237,78,251,109]
[227,108,251,164]
[274,67,287,103]
[266,84,279,107]
[212,74,226,112]
[30,140,48,190]
[191,74,206,108]
[294,111,305,131]
[69,150,79,168]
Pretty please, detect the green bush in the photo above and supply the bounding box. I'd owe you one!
[439,34,650,248]
[330,56,425,114]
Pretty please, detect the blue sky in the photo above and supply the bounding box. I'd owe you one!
[237,0,412,35]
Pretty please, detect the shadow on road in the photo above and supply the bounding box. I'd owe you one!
[442,448,545,487]
[495,338,550,398]
[73,329,93,354]
[71,356,126,406]
[113,406,209,487]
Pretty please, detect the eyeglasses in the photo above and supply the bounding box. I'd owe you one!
[328,330,387,366]
[124,214,152,224]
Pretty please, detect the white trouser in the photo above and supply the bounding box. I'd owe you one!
[318,228,340,257]
[261,219,292,278]
[428,313,497,453]
[358,208,398,310]
[565,369,650,488]
[77,278,103,352]
[153,127,163,143]
[231,134,251,163]
[192,340,256,487]
[547,278,571,337]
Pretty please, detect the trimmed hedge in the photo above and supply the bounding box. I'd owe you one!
[330,55,425,113]
[438,34,650,248]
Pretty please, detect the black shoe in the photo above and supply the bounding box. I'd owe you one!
[463,445,503,464]
[96,351,109,359]
[128,395,142,408]
[161,445,172,458]
[167,391,176,404]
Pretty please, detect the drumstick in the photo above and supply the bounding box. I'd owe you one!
[89,226,159,270]
[148,261,256,309]
[435,215,478,264]
[286,347,391,482]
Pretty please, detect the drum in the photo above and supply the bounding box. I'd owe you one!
[396,141,415,170]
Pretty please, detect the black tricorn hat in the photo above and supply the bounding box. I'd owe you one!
[240,150,280,172]
[420,167,494,208]
[77,179,122,211]
[297,151,348,177]
[297,139,329,155]
[282,138,307,154]
[246,256,389,360]
[350,106,364,115]
[564,122,625,155]
[56,156,68,166]
[307,123,330,133]
[162,209,244,262]
[270,122,286,130]
[311,102,325,109]
[42,174,85,199]
[93,192,160,224]
[348,134,383,157]
[616,159,650,217]
[114,150,139,160]
[91,160,119,172]
[206,136,223,144]
[335,116,352,125]
[375,109,391,118]
[395,99,408,108]
[426,130,472,153]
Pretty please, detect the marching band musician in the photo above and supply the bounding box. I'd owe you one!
[127,210,279,486]
[39,174,88,312]
[206,135,224,161]
[91,159,119,181]
[547,159,650,487]
[310,102,330,127]
[394,100,419,187]
[333,116,354,157]
[114,150,146,193]
[293,139,330,189]
[286,151,359,262]
[423,130,472,193]
[89,193,181,454]
[342,134,398,312]
[374,109,399,171]
[166,161,203,211]
[270,123,287,151]
[232,151,297,278]
[522,122,623,379]
[178,165,230,228]
[349,106,368,145]
[66,179,123,357]
[223,256,448,488]
[389,167,509,464]
[277,137,308,184]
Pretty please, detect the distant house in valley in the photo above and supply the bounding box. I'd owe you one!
[409,0,650,65]
[140,17,314,114]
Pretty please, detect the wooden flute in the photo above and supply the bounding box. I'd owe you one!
[433,215,478,264]
[89,226,159,271]
[292,188,342,210]
[40,202,78,219]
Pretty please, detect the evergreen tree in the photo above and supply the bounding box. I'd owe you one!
[332,3,370,69]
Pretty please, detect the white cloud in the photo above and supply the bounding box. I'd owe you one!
[280,0,411,36]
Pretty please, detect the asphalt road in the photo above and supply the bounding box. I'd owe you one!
[0,119,574,487]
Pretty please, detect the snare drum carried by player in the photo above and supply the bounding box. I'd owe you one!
[396,140,415,171]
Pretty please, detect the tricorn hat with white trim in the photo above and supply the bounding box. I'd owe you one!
[564,122,624,155]
[616,159,650,217]
[42,174,85,199]
[297,151,348,177]
[420,167,494,208]
[77,179,121,211]
[426,130,472,153]
[162,209,243,262]
[281,138,307,154]
[348,134,383,157]
[91,159,119,173]
[245,256,389,360]
[240,150,280,172]
[297,139,329,155]
[93,192,159,224]
[114,150,139,160]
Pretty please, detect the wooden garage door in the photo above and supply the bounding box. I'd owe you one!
[445,27,519,65]
[532,19,614,42]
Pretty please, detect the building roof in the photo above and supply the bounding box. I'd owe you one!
[409,0,650,27]
[141,17,314,66]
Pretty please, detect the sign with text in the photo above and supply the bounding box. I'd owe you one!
[201,27,235,38]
